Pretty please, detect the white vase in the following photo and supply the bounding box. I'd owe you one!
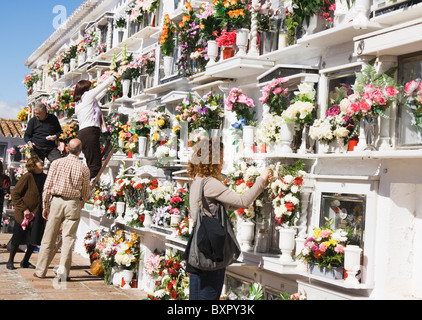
[121,269,133,289]
[78,52,86,66]
[63,64,69,74]
[238,220,255,252]
[70,58,77,71]
[344,245,362,286]
[87,46,94,60]
[170,214,182,228]
[116,202,126,216]
[236,28,249,56]
[279,121,294,153]
[138,136,148,157]
[207,40,218,66]
[122,79,131,98]
[163,56,174,77]
[279,227,297,262]
[143,212,152,228]
[242,125,255,155]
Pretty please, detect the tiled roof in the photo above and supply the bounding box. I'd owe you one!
[0,119,25,138]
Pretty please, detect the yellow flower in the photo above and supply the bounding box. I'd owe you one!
[152,133,160,141]
[173,126,180,133]
[157,119,165,127]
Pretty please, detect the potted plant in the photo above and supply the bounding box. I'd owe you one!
[215,30,237,60]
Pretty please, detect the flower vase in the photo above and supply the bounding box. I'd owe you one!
[122,79,131,98]
[308,263,344,279]
[207,40,218,66]
[143,212,152,228]
[279,121,294,153]
[236,28,249,56]
[116,202,126,217]
[363,115,378,151]
[87,46,94,60]
[70,58,76,71]
[78,52,86,66]
[170,214,182,228]
[138,136,148,157]
[242,125,255,155]
[222,46,235,60]
[121,269,133,289]
[63,64,69,74]
[163,55,174,77]
[118,29,125,43]
[278,227,296,262]
[103,266,112,284]
[238,220,255,252]
[344,245,362,286]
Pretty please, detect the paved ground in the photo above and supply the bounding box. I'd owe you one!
[0,233,148,300]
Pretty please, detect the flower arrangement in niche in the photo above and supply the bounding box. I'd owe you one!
[225,87,256,128]
[114,232,141,273]
[59,121,79,145]
[23,74,40,93]
[160,14,176,57]
[309,106,353,143]
[225,161,266,222]
[215,30,237,47]
[175,217,191,239]
[146,250,189,300]
[128,109,151,137]
[214,0,251,29]
[253,0,282,32]
[129,0,159,24]
[296,218,352,270]
[194,92,225,131]
[403,79,422,134]
[268,160,305,227]
[345,60,399,121]
[256,113,284,144]
[175,93,201,131]
[259,77,289,116]
[17,107,30,122]
[281,82,316,127]
[115,15,127,29]
[83,26,98,47]
[176,1,207,77]
[198,2,220,41]
[149,109,172,150]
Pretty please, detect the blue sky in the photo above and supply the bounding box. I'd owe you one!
[0,1,84,119]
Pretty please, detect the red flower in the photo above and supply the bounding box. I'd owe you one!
[139,215,145,223]
[171,290,178,299]
[168,268,178,277]
[314,250,323,259]
[285,202,295,211]
[236,179,245,186]
[237,208,245,215]
[173,262,181,270]
[293,177,303,186]
[246,181,254,188]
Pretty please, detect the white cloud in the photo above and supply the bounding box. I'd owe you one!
[0,101,25,120]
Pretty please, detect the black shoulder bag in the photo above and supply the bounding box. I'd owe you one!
[183,179,241,271]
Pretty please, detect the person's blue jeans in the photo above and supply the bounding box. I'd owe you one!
[189,268,226,300]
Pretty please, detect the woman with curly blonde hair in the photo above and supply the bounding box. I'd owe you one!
[186,137,272,300]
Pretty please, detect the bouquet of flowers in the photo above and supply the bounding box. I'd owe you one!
[138,50,155,77]
[96,232,120,283]
[296,218,352,270]
[129,0,159,23]
[259,78,289,116]
[14,164,27,181]
[225,161,266,221]
[309,106,353,143]
[105,111,125,150]
[403,79,422,133]
[111,177,132,203]
[149,109,172,150]
[194,92,225,131]
[114,232,141,273]
[225,88,256,128]
[23,74,40,92]
[83,26,98,47]
[198,2,220,41]
[147,250,189,300]
[17,107,30,122]
[93,183,113,214]
[281,82,316,126]
[256,113,284,144]
[214,0,251,29]
[215,30,237,47]
[253,0,282,32]
[169,187,189,217]
[7,148,16,155]
[175,217,191,239]
[175,93,201,131]
[269,160,305,226]
[84,230,100,261]
[59,121,79,145]
[129,110,151,138]
[346,60,399,120]
[160,14,176,57]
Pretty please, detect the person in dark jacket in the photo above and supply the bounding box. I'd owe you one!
[24,102,62,163]
[7,156,47,270]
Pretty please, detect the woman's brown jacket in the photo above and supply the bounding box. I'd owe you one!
[11,172,45,225]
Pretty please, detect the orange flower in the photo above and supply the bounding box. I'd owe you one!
[178,21,185,28]
[182,14,190,22]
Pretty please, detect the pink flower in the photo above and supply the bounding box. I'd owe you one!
[319,243,328,252]
[359,100,371,112]
[405,80,419,96]
[319,230,331,238]
[384,86,399,97]
[334,244,344,253]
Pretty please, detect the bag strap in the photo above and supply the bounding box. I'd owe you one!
[197,178,213,219]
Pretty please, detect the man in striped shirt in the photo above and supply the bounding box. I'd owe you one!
[34,139,91,281]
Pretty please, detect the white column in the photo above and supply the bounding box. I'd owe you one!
[248,0,259,57]
[107,18,113,51]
